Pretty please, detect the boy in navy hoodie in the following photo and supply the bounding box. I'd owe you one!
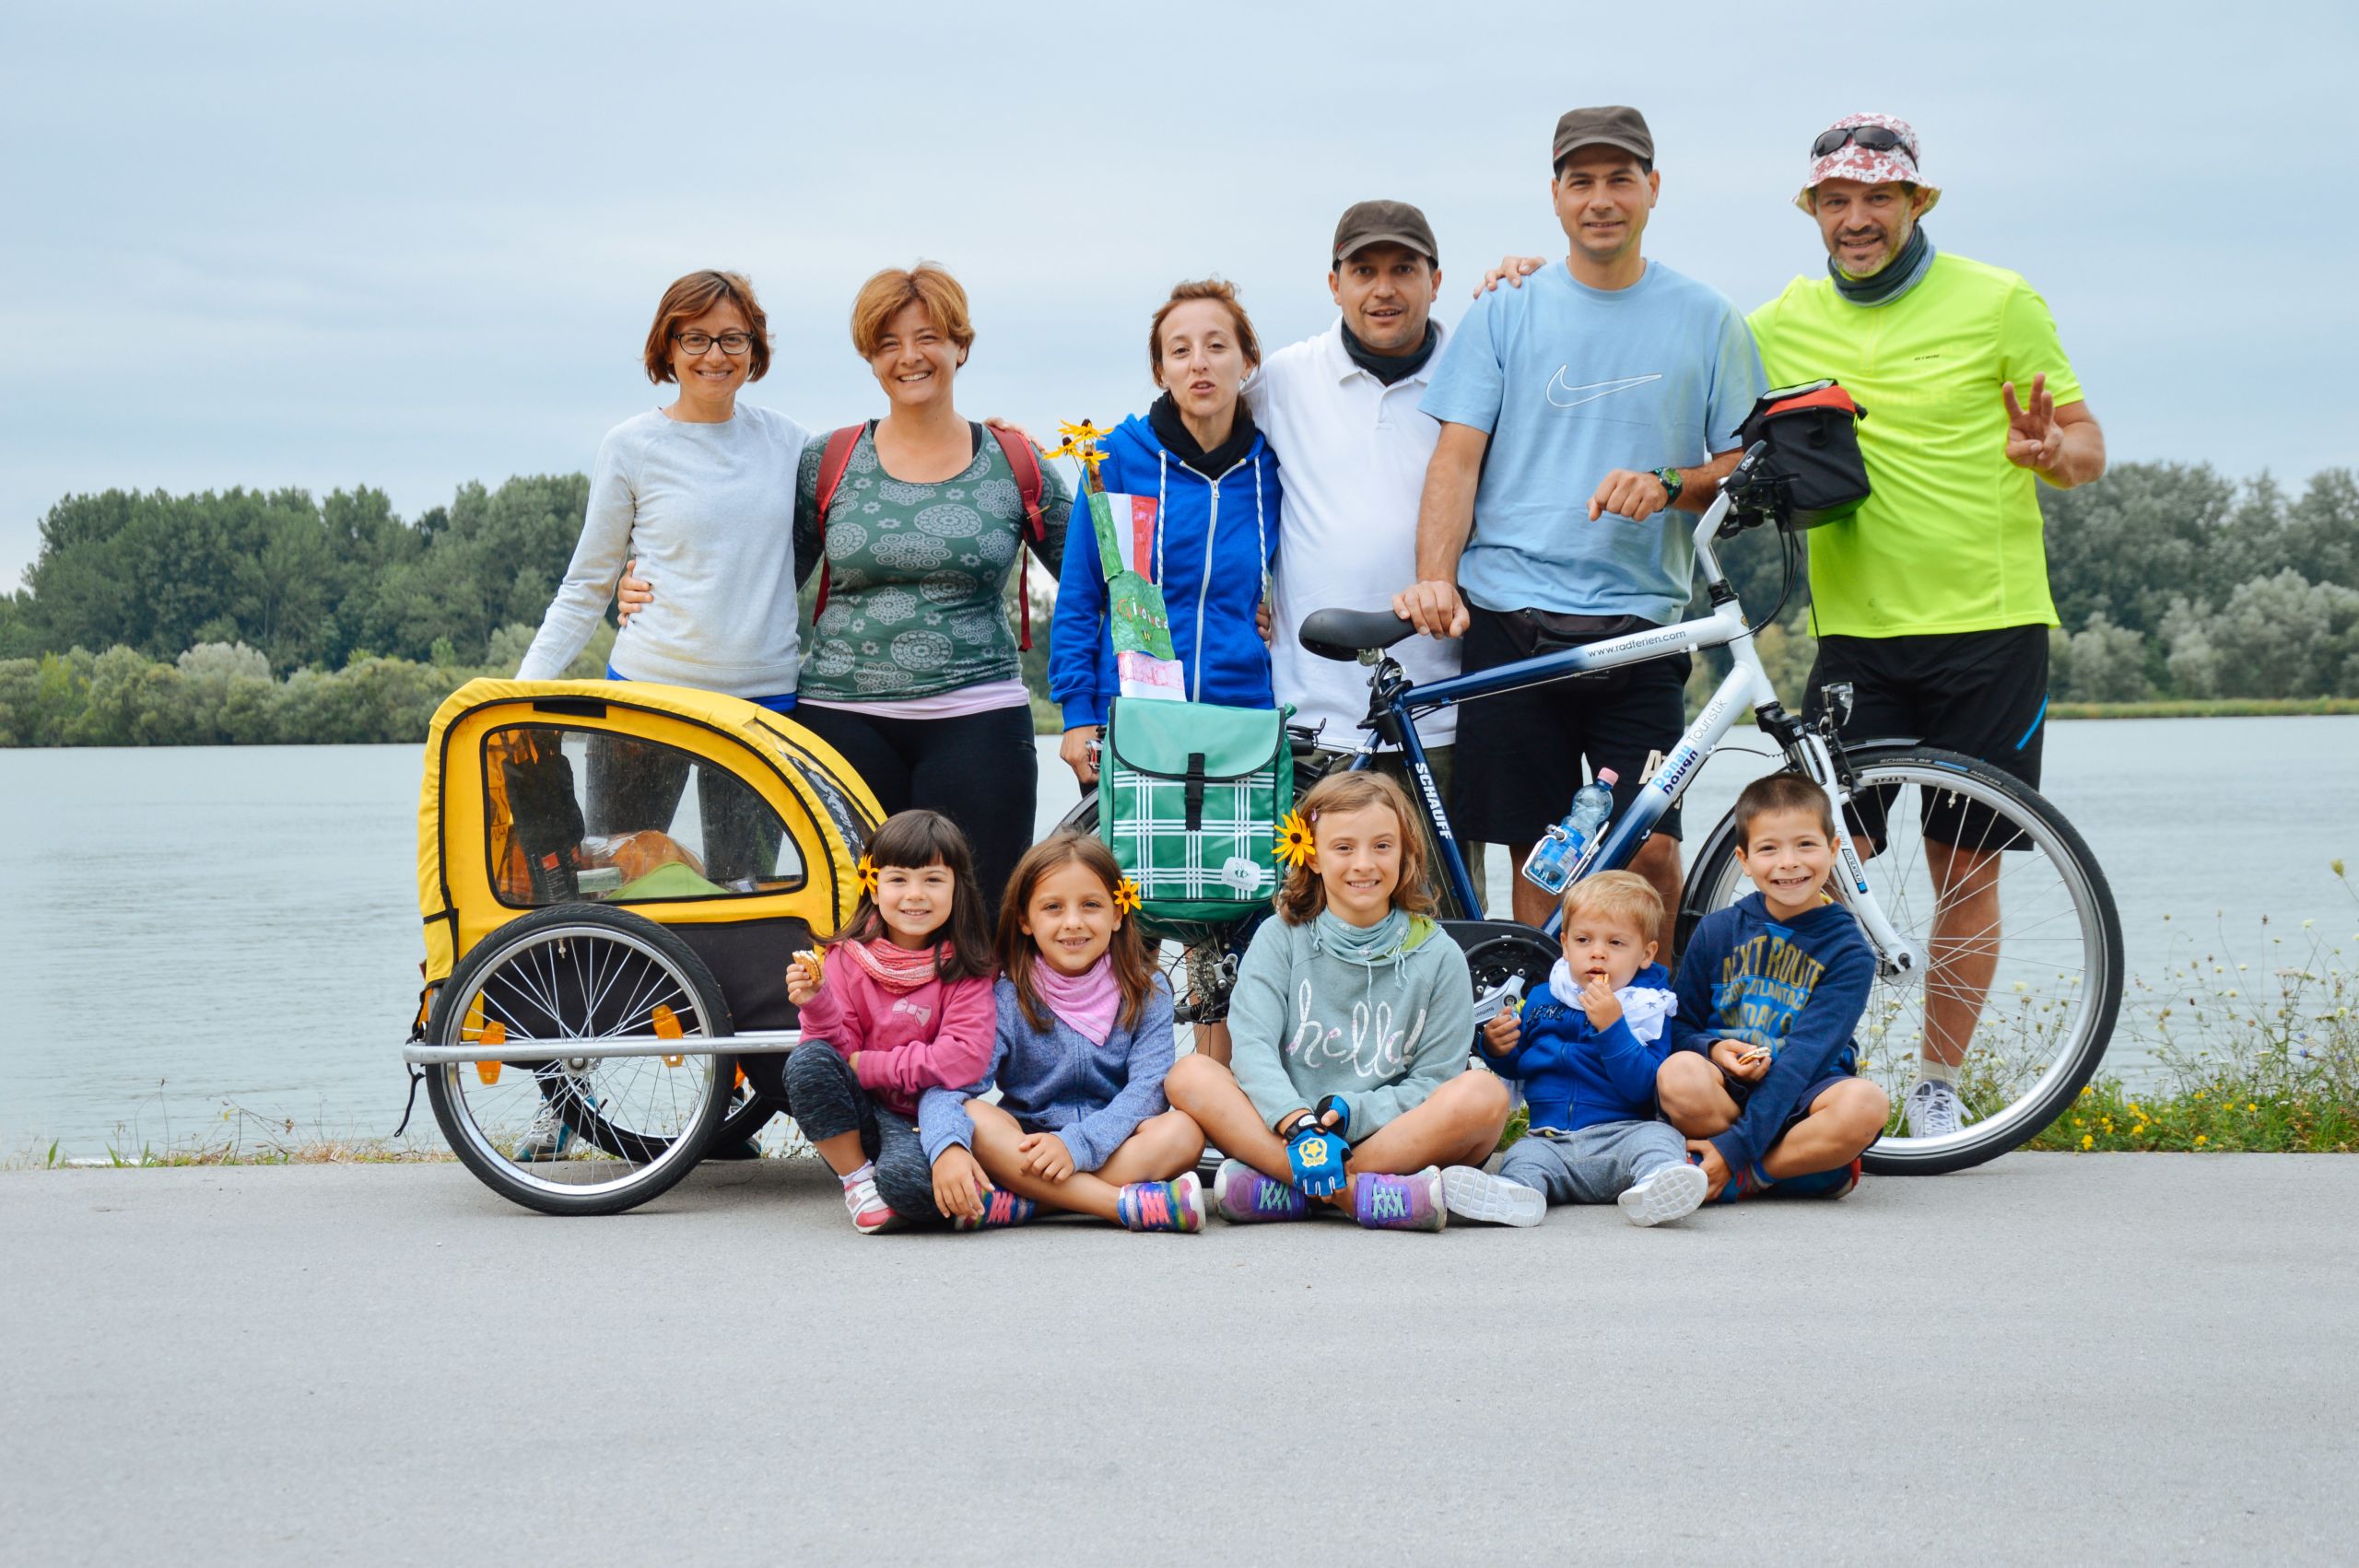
[1442,872,1709,1228]
[1659,774,1891,1201]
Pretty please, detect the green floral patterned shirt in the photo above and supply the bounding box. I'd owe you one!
[792,424,1073,703]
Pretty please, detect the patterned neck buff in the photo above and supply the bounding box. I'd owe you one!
[839,936,940,995]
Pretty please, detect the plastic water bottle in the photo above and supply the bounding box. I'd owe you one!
[1520,769,1619,896]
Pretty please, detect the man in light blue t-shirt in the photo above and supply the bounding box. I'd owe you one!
[1399,105,1764,928]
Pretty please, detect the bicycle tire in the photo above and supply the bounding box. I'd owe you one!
[1676,744,2123,1176]
[425,905,735,1215]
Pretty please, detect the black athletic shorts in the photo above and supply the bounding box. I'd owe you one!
[1802,625,2048,851]
[1453,603,1690,847]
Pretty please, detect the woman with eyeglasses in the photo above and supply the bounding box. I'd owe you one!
[516,268,812,708]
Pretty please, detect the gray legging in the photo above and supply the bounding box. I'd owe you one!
[782,1046,941,1223]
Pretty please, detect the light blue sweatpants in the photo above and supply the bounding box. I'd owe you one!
[1496,1118,1686,1206]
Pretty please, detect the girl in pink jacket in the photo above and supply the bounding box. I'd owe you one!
[783,810,1000,1232]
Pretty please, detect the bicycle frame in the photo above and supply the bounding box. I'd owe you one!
[1343,489,1919,975]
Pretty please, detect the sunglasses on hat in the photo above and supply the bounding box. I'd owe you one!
[1811,123,1919,163]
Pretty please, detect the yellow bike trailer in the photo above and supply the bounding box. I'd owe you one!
[400,678,881,1214]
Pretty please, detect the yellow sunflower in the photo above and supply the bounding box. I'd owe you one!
[1044,418,1114,486]
[1273,810,1316,871]
[857,853,880,898]
[1114,877,1143,915]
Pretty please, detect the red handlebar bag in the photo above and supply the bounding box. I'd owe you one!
[1737,380,1870,529]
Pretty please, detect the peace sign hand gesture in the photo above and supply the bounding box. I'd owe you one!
[2002,373,2063,475]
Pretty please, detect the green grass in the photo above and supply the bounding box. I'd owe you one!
[2027,1079,2358,1153]
[2048,696,2359,720]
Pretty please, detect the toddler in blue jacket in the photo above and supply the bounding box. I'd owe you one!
[1442,872,1708,1228]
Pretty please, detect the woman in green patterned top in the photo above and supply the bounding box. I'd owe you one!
[622,263,1071,911]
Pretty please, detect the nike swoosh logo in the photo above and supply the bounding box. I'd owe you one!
[1545,369,1662,408]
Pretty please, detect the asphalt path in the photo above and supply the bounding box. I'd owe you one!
[3,1153,2353,1566]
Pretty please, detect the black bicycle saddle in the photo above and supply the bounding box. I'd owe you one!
[1298,608,1418,662]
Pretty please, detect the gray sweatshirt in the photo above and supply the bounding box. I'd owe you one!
[517,405,815,696]
[1226,913,1476,1138]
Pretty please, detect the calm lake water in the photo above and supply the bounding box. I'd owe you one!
[8,719,2356,1157]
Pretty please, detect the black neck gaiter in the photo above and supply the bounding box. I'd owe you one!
[1147,392,1260,479]
[1340,320,1440,385]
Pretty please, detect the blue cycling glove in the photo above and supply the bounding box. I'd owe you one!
[1285,1106,1351,1199]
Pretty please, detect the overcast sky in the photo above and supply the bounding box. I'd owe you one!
[5,0,2353,589]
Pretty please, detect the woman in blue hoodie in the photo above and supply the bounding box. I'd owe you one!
[1050,278,1283,785]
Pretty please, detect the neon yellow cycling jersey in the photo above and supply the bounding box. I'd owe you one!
[1748,252,2084,638]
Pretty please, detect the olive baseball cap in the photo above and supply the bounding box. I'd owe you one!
[1332,200,1439,266]
[1552,105,1654,170]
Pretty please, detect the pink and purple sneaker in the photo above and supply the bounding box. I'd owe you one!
[952,1186,1039,1233]
[1355,1165,1446,1232]
[1117,1170,1205,1233]
[1212,1158,1310,1223]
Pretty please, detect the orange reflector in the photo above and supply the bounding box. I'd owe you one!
[478,1021,506,1047]
[651,1004,684,1039]
[663,1055,685,1068]
[475,1060,503,1085]
[734,1065,745,1090]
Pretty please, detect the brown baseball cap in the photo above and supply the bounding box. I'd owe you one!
[1552,106,1654,170]
[1332,200,1439,266]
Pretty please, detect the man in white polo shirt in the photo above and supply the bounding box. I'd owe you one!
[1249,200,1485,907]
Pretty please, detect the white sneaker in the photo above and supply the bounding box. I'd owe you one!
[511,1095,579,1161]
[1618,1162,1708,1227]
[1442,1165,1545,1227]
[1906,1079,1966,1139]
[841,1173,902,1234]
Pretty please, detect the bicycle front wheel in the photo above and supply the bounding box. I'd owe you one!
[1677,744,2123,1176]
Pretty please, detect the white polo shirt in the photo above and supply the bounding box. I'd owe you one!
[1249,320,1459,749]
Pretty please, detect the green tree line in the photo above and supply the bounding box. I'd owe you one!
[2,462,2353,744]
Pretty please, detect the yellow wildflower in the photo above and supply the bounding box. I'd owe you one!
[1113,876,1143,916]
[2080,1134,2094,1150]
[2195,1134,2209,1146]
[1273,810,1317,871]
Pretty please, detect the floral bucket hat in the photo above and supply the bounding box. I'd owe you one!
[1796,111,1941,213]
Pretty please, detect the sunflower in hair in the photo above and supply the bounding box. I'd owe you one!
[1113,876,1143,916]
[857,853,880,898]
[1273,810,1316,871]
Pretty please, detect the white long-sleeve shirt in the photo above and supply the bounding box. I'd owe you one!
[517,404,815,696]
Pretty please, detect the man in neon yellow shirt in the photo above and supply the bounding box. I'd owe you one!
[1750,113,2107,1140]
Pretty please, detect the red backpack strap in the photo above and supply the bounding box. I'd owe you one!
[986,426,1050,651]
[810,425,864,624]
[986,425,1049,541]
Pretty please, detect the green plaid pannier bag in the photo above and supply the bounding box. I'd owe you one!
[1098,695,1295,929]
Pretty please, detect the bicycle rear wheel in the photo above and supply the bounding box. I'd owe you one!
[1676,744,2122,1176]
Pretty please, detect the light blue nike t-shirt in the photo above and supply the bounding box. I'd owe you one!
[1421,260,1765,623]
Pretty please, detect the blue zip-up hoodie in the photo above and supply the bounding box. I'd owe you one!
[917,975,1177,1173]
[1491,963,1677,1134]
[1048,410,1281,730]
[1670,892,1874,1173]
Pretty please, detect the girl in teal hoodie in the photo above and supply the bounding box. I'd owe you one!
[1163,771,1508,1230]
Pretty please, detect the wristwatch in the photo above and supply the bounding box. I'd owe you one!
[1651,466,1684,508]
